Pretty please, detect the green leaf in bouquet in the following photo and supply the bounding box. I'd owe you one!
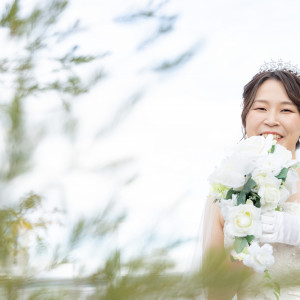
[274,281,281,294]
[254,198,261,208]
[234,237,248,253]
[237,191,246,205]
[225,188,238,200]
[243,177,256,193]
[230,255,237,262]
[245,235,255,244]
[269,144,276,153]
[275,205,281,211]
[274,292,280,300]
[248,191,261,208]
[276,167,289,182]
[264,270,272,279]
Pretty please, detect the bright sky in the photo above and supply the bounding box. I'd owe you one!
[2,0,300,275]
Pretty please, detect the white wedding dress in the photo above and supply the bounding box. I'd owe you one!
[237,201,300,300]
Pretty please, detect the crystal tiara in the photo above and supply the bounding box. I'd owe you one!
[258,59,300,78]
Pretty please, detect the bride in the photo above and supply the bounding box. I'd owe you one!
[202,60,300,300]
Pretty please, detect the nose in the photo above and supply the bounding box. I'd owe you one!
[264,110,279,127]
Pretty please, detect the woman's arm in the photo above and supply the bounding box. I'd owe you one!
[202,200,224,254]
[202,201,248,300]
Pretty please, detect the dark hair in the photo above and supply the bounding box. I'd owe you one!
[241,70,300,149]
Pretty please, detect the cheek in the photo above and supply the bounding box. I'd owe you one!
[285,116,300,136]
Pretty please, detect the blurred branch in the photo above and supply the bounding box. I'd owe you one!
[97,91,144,138]
[115,0,178,50]
[153,46,198,72]
[115,0,171,22]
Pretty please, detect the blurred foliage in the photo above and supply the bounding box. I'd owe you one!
[115,0,178,50]
[0,0,204,298]
[0,0,105,180]
[0,192,43,269]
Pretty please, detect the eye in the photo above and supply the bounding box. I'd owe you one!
[281,109,293,112]
[254,107,266,111]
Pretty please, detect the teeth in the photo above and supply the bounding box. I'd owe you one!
[261,133,282,139]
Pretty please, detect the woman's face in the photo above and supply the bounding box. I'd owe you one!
[245,79,300,158]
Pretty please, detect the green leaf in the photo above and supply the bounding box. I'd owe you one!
[269,144,275,153]
[248,191,261,208]
[225,188,235,200]
[230,255,236,262]
[274,281,280,294]
[243,177,256,193]
[234,237,248,253]
[276,167,289,182]
[254,198,261,208]
[245,235,255,244]
[237,191,246,205]
[275,205,281,211]
[264,270,271,279]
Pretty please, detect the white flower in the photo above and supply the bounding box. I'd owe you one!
[209,157,246,189]
[252,167,280,188]
[279,185,290,204]
[209,183,229,202]
[225,204,262,238]
[271,143,294,171]
[257,178,282,210]
[219,195,237,221]
[284,167,299,195]
[252,145,293,177]
[209,136,277,190]
[243,242,274,273]
[233,135,273,157]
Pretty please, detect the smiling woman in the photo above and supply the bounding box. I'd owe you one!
[241,69,300,156]
[202,60,300,300]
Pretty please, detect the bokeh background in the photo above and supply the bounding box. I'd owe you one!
[1,0,300,285]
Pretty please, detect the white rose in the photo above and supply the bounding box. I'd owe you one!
[279,186,290,204]
[252,168,280,188]
[219,195,237,221]
[225,204,262,238]
[255,155,283,177]
[233,135,273,157]
[209,157,246,189]
[258,180,281,210]
[253,144,293,177]
[284,167,299,195]
[231,152,258,177]
[243,242,274,273]
[271,143,294,171]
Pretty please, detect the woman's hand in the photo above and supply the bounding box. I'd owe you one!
[261,210,300,246]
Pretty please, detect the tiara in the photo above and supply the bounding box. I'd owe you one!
[259,59,300,78]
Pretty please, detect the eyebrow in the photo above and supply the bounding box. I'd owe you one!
[254,99,294,105]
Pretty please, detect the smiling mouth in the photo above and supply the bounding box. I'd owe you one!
[260,133,283,140]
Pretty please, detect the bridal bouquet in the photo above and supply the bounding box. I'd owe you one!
[208,134,299,273]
